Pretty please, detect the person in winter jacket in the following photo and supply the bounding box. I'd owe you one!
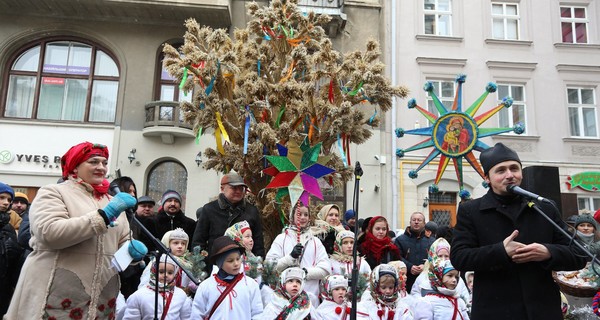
[393,212,435,293]
[142,189,196,252]
[191,172,265,267]
[6,142,144,320]
[451,142,587,320]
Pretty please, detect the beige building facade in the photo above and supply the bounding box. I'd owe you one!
[384,0,600,229]
[0,0,392,224]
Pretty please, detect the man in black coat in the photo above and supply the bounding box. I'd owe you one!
[192,173,265,267]
[451,143,586,320]
[142,189,196,252]
[393,211,435,293]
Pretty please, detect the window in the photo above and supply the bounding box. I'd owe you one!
[567,87,597,137]
[313,180,347,219]
[157,42,192,104]
[147,161,188,210]
[578,196,600,211]
[426,80,455,125]
[3,39,119,123]
[424,0,452,36]
[497,84,526,133]
[560,6,588,43]
[492,2,520,40]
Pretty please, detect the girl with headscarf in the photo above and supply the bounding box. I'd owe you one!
[409,238,470,306]
[123,254,192,319]
[357,216,401,269]
[6,142,142,320]
[263,267,313,320]
[356,264,413,320]
[313,204,346,254]
[266,203,331,307]
[315,274,351,320]
[330,230,371,277]
[413,259,470,320]
[224,220,273,305]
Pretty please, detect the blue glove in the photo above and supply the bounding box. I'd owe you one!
[128,240,148,262]
[103,192,136,227]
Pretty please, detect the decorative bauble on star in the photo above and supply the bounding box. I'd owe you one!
[262,138,335,206]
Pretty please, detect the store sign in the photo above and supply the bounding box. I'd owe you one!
[566,172,600,192]
[0,150,61,169]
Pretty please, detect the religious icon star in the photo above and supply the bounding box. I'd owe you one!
[395,74,524,199]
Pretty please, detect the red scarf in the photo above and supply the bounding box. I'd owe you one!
[360,216,399,262]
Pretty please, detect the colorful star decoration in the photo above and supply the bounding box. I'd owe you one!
[395,74,525,199]
[263,138,336,206]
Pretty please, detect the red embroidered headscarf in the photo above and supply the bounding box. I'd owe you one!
[61,142,110,198]
[361,216,400,263]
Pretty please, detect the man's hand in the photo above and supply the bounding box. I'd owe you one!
[512,243,551,263]
[411,264,423,275]
[503,230,525,258]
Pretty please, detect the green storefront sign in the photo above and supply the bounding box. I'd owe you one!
[567,171,600,192]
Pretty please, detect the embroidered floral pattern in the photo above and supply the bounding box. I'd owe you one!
[61,298,72,309]
[68,308,84,319]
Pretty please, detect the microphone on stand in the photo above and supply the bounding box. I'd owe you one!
[506,185,550,203]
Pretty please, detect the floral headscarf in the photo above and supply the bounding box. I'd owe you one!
[224,220,255,257]
[369,264,400,308]
[271,267,311,320]
[428,259,458,297]
[148,254,178,293]
[427,238,451,265]
[330,230,355,263]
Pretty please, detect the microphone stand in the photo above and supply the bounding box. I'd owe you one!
[527,200,600,267]
[111,171,199,320]
[350,161,363,320]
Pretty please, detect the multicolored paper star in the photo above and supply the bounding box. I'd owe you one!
[395,74,524,199]
[263,138,336,206]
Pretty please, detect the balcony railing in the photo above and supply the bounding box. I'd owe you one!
[295,0,346,37]
[142,101,195,144]
[297,0,344,8]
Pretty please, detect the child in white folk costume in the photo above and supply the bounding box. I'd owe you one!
[263,267,313,320]
[266,204,331,306]
[123,254,192,320]
[191,236,263,319]
[409,238,470,306]
[356,264,413,320]
[413,260,470,320]
[224,220,273,304]
[315,275,351,320]
[139,228,194,293]
[330,230,371,277]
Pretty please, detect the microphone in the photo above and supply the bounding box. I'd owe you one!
[354,161,363,178]
[506,185,550,203]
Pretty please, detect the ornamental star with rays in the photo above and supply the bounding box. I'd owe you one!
[395,74,524,200]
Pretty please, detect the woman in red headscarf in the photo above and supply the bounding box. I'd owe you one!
[358,216,401,269]
[6,142,141,320]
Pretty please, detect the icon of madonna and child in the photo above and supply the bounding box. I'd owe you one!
[434,114,477,157]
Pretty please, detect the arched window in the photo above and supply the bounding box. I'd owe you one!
[156,41,192,104]
[146,160,188,210]
[3,38,120,123]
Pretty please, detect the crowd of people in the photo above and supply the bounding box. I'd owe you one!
[0,141,595,319]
